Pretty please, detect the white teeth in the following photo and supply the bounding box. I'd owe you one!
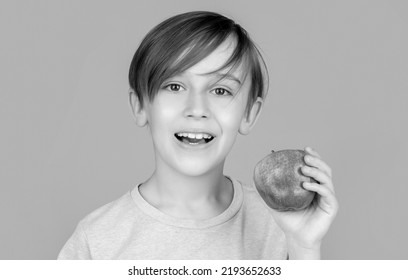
[176,132,213,139]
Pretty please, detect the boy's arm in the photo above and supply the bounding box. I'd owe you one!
[57,223,92,260]
[286,238,321,260]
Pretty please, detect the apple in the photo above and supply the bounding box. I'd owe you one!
[253,149,316,211]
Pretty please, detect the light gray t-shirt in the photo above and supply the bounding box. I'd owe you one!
[58,177,287,259]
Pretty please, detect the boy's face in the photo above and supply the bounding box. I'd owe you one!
[133,37,262,177]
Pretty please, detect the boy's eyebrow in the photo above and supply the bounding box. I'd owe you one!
[201,72,242,85]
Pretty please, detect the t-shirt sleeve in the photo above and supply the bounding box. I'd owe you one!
[57,223,92,259]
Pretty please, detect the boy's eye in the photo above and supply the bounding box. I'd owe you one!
[212,88,232,96]
[165,83,184,92]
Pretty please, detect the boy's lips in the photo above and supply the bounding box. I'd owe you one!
[174,130,216,145]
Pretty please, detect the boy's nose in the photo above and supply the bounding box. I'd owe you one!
[183,91,210,119]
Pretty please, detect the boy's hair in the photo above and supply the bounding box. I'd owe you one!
[129,11,268,116]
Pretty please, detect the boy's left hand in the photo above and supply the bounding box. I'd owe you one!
[269,147,339,253]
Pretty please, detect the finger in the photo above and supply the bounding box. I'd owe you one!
[304,154,333,178]
[304,146,321,159]
[301,165,335,193]
[302,182,338,215]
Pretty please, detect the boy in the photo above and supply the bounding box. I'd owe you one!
[58,11,338,260]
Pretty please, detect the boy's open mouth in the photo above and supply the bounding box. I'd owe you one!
[174,132,215,145]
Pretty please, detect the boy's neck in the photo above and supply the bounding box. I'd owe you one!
[139,163,233,220]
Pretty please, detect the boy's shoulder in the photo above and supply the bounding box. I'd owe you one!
[77,189,138,235]
[237,178,265,204]
[229,177,271,216]
[239,178,257,194]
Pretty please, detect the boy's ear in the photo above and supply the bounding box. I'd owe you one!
[129,89,148,127]
[239,97,263,135]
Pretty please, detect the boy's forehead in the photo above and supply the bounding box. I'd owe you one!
[183,38,246,80]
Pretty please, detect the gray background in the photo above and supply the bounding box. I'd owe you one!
[1,0,407,259]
